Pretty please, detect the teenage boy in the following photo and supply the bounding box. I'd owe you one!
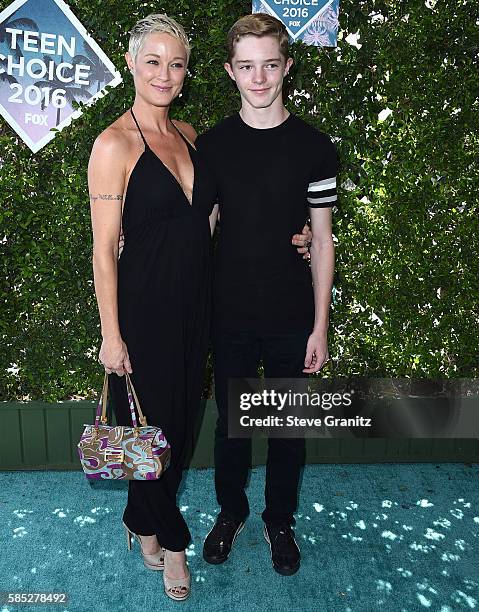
[196,13,337,576]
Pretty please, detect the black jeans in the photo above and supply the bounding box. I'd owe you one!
[213,330,309,526]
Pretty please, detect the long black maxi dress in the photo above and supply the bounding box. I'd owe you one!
[108,109,216,552]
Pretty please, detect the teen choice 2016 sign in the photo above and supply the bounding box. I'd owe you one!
[252,0,340,46]
[0,0,121,153]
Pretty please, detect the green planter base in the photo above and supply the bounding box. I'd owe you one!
[1,400,478,470]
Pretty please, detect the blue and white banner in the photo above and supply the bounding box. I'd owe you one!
[0,0,122,153]
[252,0,339,46]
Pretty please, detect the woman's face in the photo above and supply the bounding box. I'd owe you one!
[126,32,187,107]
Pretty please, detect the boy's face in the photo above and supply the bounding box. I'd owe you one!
[224,35,293,110]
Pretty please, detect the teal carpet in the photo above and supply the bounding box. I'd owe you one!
[1,464,478,611]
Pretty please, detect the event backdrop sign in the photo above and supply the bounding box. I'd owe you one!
[252,0,339,46]
[0,0,122,153]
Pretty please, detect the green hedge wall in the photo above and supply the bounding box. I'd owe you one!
[1,0,478,401]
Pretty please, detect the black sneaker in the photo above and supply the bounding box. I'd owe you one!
[263,523,301,576]
[203,512,245,565]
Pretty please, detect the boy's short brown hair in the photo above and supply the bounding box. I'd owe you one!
[226,13,290,63]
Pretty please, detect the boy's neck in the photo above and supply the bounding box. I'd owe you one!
[239,100,290,129]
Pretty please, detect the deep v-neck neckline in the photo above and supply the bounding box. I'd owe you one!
[130,109,195,206]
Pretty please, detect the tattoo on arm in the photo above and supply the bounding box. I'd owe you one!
[89,193,123,203]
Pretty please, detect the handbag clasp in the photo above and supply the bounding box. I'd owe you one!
[104,448,124,463]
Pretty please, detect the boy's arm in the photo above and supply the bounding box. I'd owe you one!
[303,207,335,373]
[302,135,338,372]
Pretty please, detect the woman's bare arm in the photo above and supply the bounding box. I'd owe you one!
[88,128,132,375]
[209,204,219,236]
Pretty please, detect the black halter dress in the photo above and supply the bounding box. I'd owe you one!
[108,109,216,551]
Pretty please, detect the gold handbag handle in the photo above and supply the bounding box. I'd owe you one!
[99,372,148,427]
[125,372,148,427]
[99,373,109,425]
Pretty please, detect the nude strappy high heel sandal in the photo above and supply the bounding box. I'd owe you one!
[163,554,191,601]
[123,521,165,571]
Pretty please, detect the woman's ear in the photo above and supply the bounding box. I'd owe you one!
[125,51,134,73]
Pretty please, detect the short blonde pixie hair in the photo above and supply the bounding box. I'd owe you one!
[226,13,289,63]
[128,14,191,63]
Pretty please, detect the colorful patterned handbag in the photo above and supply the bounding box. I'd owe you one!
[77,372,170,480]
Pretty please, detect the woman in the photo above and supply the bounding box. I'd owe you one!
[88,14,217,601]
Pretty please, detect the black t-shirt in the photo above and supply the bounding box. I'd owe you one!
[196,112,338,334]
